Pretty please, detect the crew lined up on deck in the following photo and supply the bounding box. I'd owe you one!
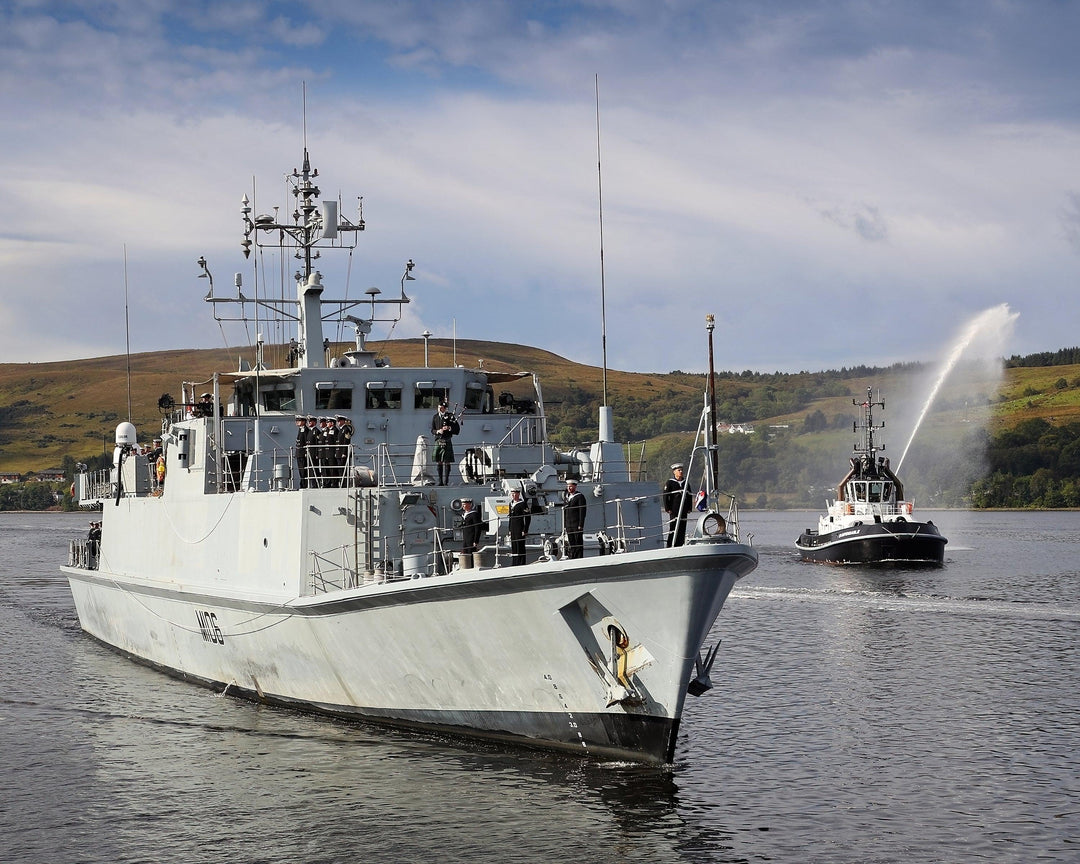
[294,414,353,488]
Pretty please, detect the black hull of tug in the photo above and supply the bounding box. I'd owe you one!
[796,521,947,565]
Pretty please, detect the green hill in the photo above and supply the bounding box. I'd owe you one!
[3,339,1079,508]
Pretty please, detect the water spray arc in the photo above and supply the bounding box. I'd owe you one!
[896,303,1019,473]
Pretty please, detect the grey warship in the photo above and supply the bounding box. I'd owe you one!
[62,142,757,764]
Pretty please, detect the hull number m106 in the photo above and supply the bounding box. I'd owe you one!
[196,610,224,644]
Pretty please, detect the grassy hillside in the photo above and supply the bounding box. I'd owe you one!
[0,337,702,472]
[3,339,1079,507]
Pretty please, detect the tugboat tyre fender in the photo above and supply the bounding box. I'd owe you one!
[895,516,906,523]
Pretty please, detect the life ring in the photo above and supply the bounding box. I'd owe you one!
[845,503,854,515]
[902,502,912,515]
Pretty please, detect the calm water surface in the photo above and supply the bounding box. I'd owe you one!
[1,510,1077,863]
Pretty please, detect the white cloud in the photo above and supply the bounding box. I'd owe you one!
[1,1,1078,374]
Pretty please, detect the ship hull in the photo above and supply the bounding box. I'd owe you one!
[63,542,756,764]
[795,521,946,565]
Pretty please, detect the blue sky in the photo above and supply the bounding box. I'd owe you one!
[1,0,1076,373]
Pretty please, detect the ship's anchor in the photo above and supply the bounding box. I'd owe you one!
[687,640,721,696]
[601,619,650,707]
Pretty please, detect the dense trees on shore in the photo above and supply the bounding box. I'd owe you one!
[971,419,1080,507]
[0,482,62,511]
[1005,347,1080,368]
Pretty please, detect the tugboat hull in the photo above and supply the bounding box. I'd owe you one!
[796,521,946,565]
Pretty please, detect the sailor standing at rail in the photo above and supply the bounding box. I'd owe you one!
[663,463,693,547]
[303,416,320,486]
[311,417,330,486]
[508,488,531,566]
[321,416,340,488]
[295,416,309,488]
[334,414,352,487]
[563,480,587,559]
[461,498,486,557]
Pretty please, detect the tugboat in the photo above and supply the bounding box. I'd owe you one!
[61,140,758,765]
[796,388,947,565]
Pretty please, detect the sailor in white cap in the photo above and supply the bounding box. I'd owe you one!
[321,416,340,487]
[334,414,353,487]
[460,498,486,555]
[508,488,531,566]
[304,416,322,486]
[87,520,102,559]
[295,415,310,488]
[663,463,692,547]
[563,479,587,559]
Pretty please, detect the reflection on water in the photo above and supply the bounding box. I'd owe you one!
[52,632,738,864]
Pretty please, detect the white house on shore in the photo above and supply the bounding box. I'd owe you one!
[717,423,755,435]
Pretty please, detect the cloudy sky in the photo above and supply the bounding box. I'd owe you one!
[1,1,1076,374]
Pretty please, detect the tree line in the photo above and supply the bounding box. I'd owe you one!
[1005,347,1080,368]
[970,419,1080,507]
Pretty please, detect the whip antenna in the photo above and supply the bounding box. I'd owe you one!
[595,74,609,406]
[123,244,132,422]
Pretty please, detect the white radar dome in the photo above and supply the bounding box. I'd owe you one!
[115,422,138,446]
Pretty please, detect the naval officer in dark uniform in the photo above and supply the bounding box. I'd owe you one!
[294,415,309,488]
[507,488,531,566]
[563,479,586,559]
[461,498,486,556]
[663,463,693,547]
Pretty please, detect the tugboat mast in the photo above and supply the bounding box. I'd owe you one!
[854,387,885,466]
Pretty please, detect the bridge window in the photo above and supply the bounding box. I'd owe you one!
[366,381,402,409]
[414,382,450,410]
[464,382,485,411]
[315,382,353,410]
[261,385,296,412]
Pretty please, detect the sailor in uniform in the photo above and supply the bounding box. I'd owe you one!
[507,488,531,566]
[663,463,693,547]
[334,414,352,487]
[461,498,486,556]
[303,415,320,486]
[294,415,309,488]
[563,479,587,559]
[321,416,340,487]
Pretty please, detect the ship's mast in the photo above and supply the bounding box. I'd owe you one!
[242,146,332,369]
[201,140,416,372]
[853,387,885,467]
